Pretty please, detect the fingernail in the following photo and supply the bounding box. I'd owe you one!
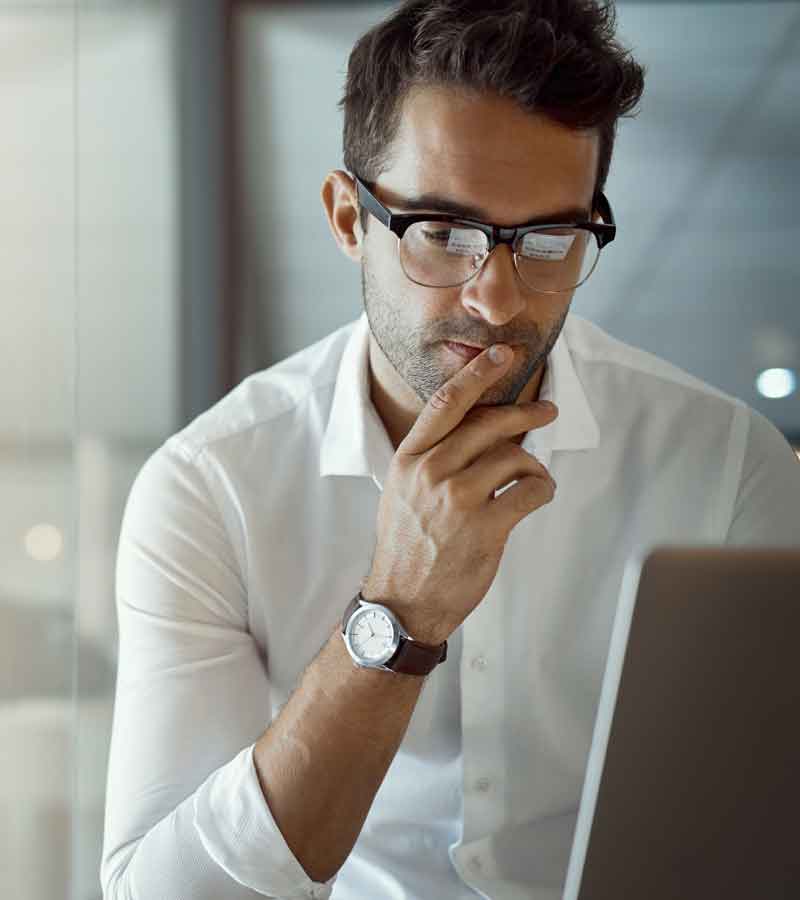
[488,344,508,364]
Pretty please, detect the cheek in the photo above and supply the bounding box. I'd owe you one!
[365,233,465,324]
[368,226,401,272]
[365,235,412,300]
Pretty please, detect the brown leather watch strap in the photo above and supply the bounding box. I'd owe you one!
[341,594,362,632]
[384,629,448,675]
[342,592,447,676]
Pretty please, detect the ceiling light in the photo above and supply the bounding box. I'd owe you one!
[24,523,63,562]
[755,368,797,400]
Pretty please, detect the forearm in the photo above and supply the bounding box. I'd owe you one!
[253,621,433,883]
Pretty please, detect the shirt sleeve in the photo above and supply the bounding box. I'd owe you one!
[724,405,800,545]
[100,438,337,900]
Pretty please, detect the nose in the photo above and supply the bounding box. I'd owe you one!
[459,243,527,326]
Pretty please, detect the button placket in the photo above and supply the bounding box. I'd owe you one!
[460,577,507,844]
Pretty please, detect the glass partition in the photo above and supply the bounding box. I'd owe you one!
[1,3,179,898]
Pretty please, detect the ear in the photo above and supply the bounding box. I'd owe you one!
[321,170,363,263]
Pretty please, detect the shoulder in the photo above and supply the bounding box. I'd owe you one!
[165,316,360,462]
[563,313,750,443]
[565,313,738,407]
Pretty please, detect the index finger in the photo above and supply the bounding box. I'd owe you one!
[398,343,513,456]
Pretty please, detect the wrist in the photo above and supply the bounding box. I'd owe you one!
[401,615,453,647]
[359,586,452,646]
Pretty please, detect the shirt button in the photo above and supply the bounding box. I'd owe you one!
[470,854,483,872]
[475,776,490,792]
[471,655,487,670]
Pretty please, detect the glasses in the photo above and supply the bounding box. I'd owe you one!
[354,175,616,294]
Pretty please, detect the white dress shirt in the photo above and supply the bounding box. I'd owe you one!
[101,310,800,900]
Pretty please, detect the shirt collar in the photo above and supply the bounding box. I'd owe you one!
[320,311,599,489]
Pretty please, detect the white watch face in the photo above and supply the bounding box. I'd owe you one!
[350,607,396,663]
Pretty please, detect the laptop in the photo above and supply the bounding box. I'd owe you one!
[562,545,800,900]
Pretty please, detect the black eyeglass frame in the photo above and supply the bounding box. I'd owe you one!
[354,174,616,293]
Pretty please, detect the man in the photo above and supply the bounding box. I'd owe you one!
[101,2,800,899]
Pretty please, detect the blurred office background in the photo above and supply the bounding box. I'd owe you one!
[2,1,799,897]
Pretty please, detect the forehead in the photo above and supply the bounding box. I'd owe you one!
[377,85,599,223]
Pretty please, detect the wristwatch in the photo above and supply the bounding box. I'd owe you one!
[341,591,448,676]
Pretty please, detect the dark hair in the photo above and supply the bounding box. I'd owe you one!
[340,0,646,228]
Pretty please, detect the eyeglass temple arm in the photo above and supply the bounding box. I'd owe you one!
[354,177,392,228]
[594,192,615,247]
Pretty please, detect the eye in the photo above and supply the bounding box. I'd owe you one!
[420,226,452,245]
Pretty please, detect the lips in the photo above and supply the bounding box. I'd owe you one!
[446,340,520,351]
[444,341,485,361]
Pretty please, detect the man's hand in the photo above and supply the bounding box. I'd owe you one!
[363,343,558,644]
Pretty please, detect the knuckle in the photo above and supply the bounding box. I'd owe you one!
[505,483,533,516]
[468,363,493,379]
[519,474,554,509]
[417,457,439,490]
[442,474,469,509]
[430,381,462,410]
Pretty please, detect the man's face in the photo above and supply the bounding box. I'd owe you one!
[360,85,600,408]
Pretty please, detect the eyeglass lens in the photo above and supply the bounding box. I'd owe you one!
[398,221,600,292]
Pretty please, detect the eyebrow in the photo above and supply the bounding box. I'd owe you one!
[399,191,591,226]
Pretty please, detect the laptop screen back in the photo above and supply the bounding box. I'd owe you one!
[563,546,800,900]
